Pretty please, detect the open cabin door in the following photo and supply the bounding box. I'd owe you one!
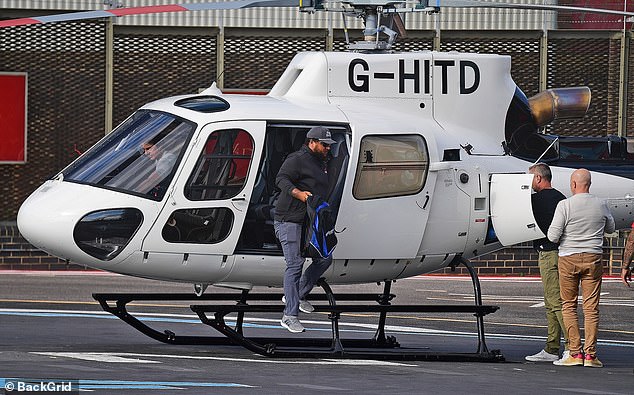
[490,173,545,246]
[335,133,432,259]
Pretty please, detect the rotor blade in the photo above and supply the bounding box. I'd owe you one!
[0,0,298,28]
[437,1,634,18]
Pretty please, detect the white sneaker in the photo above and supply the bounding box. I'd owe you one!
[280,315,305,333]
[553,350,571,365]
[525,349,559,362]
[282,296,314,314]
[553,351,584,366]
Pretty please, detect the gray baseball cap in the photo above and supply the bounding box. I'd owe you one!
[306,126,336,145]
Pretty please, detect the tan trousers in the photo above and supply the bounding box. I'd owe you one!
[558,253,603,356]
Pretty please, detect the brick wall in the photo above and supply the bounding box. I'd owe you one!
[0,222,87,271]
[440,235,628,276]
[1,222,629,276]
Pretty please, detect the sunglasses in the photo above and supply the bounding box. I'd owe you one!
[312,140,330,148]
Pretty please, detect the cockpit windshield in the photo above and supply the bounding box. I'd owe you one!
[63,110,196,200]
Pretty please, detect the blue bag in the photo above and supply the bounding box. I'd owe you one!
[303,195,337,259]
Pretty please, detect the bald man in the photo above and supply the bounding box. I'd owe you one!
[548,169,615,368]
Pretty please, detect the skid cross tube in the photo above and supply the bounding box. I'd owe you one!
[372,280,396,345]
[461,257,490,353]
[318,279,344,353]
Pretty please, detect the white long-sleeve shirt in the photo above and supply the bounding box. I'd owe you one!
[547,193,615,256]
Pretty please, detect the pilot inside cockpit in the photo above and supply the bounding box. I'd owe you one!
[136,136,178,195]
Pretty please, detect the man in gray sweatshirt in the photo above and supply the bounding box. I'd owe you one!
[548,169,615,368]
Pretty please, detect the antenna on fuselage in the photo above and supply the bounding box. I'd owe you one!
[532,137,559,166]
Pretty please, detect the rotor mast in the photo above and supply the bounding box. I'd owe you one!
[300,0,440,51]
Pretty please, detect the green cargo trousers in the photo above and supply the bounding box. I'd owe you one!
[539,250,568,354]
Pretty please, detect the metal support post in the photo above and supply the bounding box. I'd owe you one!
[318,279,344,354]
[618,30,630,137]
[216,19,225,90]
[104,18,114,135]
[539,30,548,93]
[235,289,249,334]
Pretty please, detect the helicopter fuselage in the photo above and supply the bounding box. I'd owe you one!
[17,51,634,288]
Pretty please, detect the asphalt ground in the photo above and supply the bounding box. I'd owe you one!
[0,272,632,394]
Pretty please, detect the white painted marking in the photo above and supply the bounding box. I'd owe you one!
[10,307,634,353]
[552,388,624,395]
[530,302,545,308]
[34,352,160,364]
[32,352,416,367]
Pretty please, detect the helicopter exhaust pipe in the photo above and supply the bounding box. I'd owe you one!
[528,87,591,127]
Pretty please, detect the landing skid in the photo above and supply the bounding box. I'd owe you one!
[93,258,504,361]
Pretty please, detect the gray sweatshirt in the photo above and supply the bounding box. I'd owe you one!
[547,193,615,256]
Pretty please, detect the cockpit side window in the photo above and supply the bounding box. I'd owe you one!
[184,129,254,201]
[353,134,429,200]
[63,110,195,201]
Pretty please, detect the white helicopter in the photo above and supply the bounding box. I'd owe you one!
[8,0,634,360]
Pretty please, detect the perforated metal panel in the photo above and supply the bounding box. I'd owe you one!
[0,21,106,220]
[440,33,541,97]
[546,35,620,137]
[113,30,217,126]
[223,33,326,89]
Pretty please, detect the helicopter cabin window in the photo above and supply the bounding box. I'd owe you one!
[62,110,195,201]
[185,129,254,201]
[353,135,429,200]
[162,208,234,244]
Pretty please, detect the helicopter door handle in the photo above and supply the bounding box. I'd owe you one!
[231,197,246,202]
[417,193,430,210]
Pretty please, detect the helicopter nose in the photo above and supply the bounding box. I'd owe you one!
[17,180,79,261]
[18,180,146,266]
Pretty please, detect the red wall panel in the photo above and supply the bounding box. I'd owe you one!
[0,73,27,163]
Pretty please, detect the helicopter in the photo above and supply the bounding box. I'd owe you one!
[7,0,634,360]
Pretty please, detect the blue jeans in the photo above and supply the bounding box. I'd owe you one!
[274,220,332,317]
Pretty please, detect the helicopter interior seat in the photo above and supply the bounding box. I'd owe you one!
[245,133,290,221]
[238,131,295,250]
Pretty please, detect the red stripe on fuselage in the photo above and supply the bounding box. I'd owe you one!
[109,5,188,17]
[0,18,42,28]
